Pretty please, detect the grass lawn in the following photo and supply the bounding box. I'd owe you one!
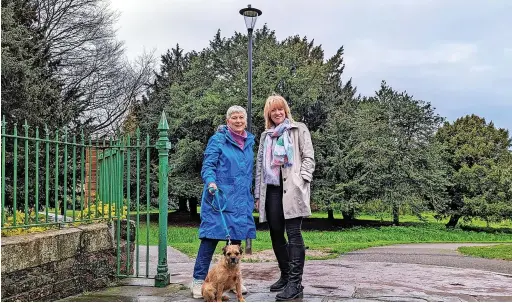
[458,244,512,261]
[137,220,512,260]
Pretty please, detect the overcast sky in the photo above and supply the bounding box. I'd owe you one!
[110,0,512,132]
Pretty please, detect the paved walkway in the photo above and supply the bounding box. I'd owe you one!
[340,243,512,275]
[63,243,512,302]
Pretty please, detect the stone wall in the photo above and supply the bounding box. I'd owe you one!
[1,221,135,302]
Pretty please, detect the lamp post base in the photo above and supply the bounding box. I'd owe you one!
[155,271,170,287]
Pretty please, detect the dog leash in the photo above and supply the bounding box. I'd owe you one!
[205,187,232,245]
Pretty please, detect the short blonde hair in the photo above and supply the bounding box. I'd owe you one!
[263,95,294,129]
[226,105,247,120]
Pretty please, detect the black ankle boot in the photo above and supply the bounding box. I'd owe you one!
[275,244,305,301]
[270,244,290,292]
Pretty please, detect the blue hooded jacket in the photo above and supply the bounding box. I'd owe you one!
[198,125,257,240]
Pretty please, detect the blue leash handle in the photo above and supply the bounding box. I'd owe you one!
[205,188,231,244]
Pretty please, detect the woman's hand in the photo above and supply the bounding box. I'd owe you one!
[255,199,260,212]
[208,182,218,195]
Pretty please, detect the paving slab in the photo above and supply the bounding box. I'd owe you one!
[62,243,512,302]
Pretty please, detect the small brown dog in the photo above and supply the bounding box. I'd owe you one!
[202,244,245,302]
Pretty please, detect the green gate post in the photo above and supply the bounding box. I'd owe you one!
[155,111,171,287]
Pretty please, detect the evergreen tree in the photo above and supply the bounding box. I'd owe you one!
[132,26,349,214]
[316,82,449,224]
[1,0,71,129]
[435,115,512,227]
[1,0,77,212]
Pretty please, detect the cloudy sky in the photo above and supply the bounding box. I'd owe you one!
[110,0,512,132]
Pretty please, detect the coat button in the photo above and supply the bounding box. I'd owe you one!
[284,190,287,194]
[283,178,287,182]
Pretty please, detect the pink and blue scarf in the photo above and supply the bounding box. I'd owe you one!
[263,119,294,185]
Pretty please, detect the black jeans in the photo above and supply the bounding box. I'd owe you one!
[265,177,304,247]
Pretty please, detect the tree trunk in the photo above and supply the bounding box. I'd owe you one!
[327,209,334,220]
[178,196,188,212]
[342,210,354,221]
[189,197,199,219]
[445,214,461,228]
[392,204,399,225]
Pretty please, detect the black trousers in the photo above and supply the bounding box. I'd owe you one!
[265,176,304,247]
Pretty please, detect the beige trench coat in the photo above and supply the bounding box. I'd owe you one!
[254,122,315,223]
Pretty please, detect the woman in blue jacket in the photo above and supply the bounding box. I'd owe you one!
[190,105,256,299]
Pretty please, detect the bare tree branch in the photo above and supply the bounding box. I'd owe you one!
[34,0,156,134]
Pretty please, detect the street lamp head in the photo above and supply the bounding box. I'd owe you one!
[239,4,262,32]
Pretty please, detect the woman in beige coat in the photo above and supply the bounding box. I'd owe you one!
[254,95,315,301]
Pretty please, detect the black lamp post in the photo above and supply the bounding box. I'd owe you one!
[239,4,262,133]
[239,4,261,255]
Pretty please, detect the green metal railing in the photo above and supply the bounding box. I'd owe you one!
[1,117,112,229]
[2,123,115,227]
[1,112,171,286]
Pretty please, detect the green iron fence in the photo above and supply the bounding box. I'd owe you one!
[1,112,171,287]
